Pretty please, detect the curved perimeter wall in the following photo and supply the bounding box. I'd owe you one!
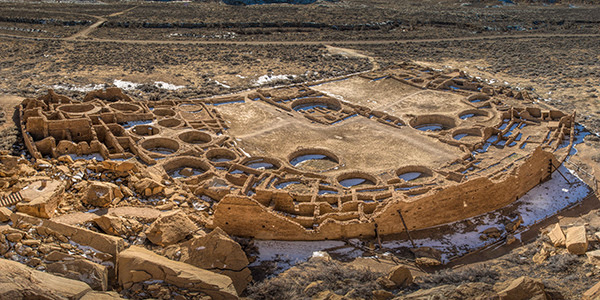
[211,147,556,240]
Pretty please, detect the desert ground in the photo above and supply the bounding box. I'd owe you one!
[1,0,600,299]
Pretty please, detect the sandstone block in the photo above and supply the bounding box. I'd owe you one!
[47,258,108,291]
[565,226,588,255]
[118,246,237,300]
[94,215,142,237]
[586,250,600,266]
[146,210,198,246]
[387,265,413,287]
[164,227,251,294]
[16,180,66,218]
[0,207,12,222]
[84,182,123,208]
[547,223,566,247]
[497,276,548,300]
[0,257,91,299]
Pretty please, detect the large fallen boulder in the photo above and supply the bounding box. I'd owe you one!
[94,215,142,237]
[164,227,251,294]
[145,210,198,246]
[118,246,237,300]
[496,276,548,300]
[0,257,92,298]
[46,258,109,291]
[565,226,588,255]
[84,182,123,208]
[133,178,164,197]
[11,212,125,284]
[16,180,66,218]
[387,265,413,287]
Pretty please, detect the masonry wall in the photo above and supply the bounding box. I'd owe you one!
[211,147,556,240]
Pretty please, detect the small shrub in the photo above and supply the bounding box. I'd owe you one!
[246,260,383,300]
[545,253,581,273]
[420,264,499,288]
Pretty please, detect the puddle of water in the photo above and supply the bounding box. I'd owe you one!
[293,104,332,112]
[339,178,374,188]
[246,162,276,170]
[398,172,423,181]
[415,123,444,131]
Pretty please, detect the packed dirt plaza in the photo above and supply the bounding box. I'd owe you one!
[1,0,600,299]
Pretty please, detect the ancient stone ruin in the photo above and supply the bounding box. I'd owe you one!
[19,62,579,241]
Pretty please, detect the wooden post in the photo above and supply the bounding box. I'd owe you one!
[397,210,416,248]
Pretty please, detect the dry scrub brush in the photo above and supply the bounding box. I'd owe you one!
[247,259,383,300]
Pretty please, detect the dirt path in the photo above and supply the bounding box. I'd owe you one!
[325,45,379,71]
[1,32,599,46]
[64,6,138,41]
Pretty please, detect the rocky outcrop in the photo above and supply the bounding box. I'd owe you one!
[145,210,198,246]
[118,246,238,300]
[164,227,251,294]
[0,257,92,299]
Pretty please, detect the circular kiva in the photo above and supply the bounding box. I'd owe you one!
[396,165,434,183]
[109,102,142,113]
[140,137,180,156]
[178,130,212,145]
[178,103,204,113]
[205,148,238,163]
[290,97,341,112]
[157,118,183,128]
[287,148,340,172]
[153,108,177,117]
[458,109,490,122]
[409,114,457,132]
[336,171,379,189]
[58,103,98,114]
[466,93,491,104]
[131,124,160,137]
[452,128,483,143]
[273,179,313,193]
[241,156,283,171]
[163,156,212,179]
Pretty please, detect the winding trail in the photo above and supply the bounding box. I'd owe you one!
[64,6,139,41]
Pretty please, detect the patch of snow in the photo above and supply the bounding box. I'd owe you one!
[214,80,231,89]
[113,79,141,90]
[68,153,104,161]
[51,83,106,93]
[253,74,297,86]
[251,165,591,269]
[250,240,345,274]
[154,81,185,90]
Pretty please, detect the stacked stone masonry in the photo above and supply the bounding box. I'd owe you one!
[19,63,578,240]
